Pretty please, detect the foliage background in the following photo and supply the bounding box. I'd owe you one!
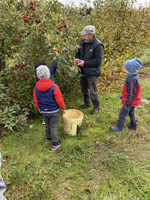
[0,0,150,132]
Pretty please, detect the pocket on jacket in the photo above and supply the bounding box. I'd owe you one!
[83,67,99,76]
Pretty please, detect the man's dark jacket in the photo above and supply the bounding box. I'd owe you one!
[75,37,104,76]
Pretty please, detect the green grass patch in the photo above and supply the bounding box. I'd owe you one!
[0,67,150,200]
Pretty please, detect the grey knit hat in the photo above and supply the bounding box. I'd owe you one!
[36,65,50,79]
[81,25,95,36]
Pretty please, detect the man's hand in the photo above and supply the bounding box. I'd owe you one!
[74,59,80,65]
[77,60,84,67]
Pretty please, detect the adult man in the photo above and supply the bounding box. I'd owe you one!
[74,25,104,114]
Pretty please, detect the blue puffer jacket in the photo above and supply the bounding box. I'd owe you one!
[34,79,66,113]
[35,84,59,113]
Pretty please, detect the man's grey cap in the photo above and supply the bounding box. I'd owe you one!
[81,25,95,36]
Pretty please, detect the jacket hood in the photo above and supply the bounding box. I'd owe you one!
[36,79,54,92]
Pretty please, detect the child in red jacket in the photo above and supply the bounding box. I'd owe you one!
[33,65,66,150]
[110,58,143,131]
[35,60,57,125]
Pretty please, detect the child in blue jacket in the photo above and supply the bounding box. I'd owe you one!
[110,58,143,131]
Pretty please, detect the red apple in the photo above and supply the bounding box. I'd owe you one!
[57,24,67,30]
[19,64,24,69]
[57,25,63,30]
[23,16,29,23]
[30,0,34,5]
[36,18,41,23]
[56,49,60,53]
[75,59,81,65]
[30,5,35,10]
[15,39,20,43]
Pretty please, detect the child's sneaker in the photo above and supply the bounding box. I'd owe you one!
[51,143,60,151]
[42,119,45,125]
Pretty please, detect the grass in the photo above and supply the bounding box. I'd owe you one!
[0,66,150,199]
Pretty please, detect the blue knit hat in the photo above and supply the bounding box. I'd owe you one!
[124,59,143,73]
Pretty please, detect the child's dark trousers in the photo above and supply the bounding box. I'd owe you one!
[119,106,136,124]
[42,112,59,143]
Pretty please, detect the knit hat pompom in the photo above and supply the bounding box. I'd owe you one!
[124,58,143,73]
[36,65,50,79]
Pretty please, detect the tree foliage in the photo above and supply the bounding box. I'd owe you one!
[0,0,150,131]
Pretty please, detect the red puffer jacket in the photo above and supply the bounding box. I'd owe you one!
[121,75,142,107]
[33,79,66,110]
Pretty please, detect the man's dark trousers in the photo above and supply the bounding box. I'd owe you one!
[80,76,100,109]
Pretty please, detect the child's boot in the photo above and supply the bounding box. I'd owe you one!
[110,120,124,131]
[127,120,137,130]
